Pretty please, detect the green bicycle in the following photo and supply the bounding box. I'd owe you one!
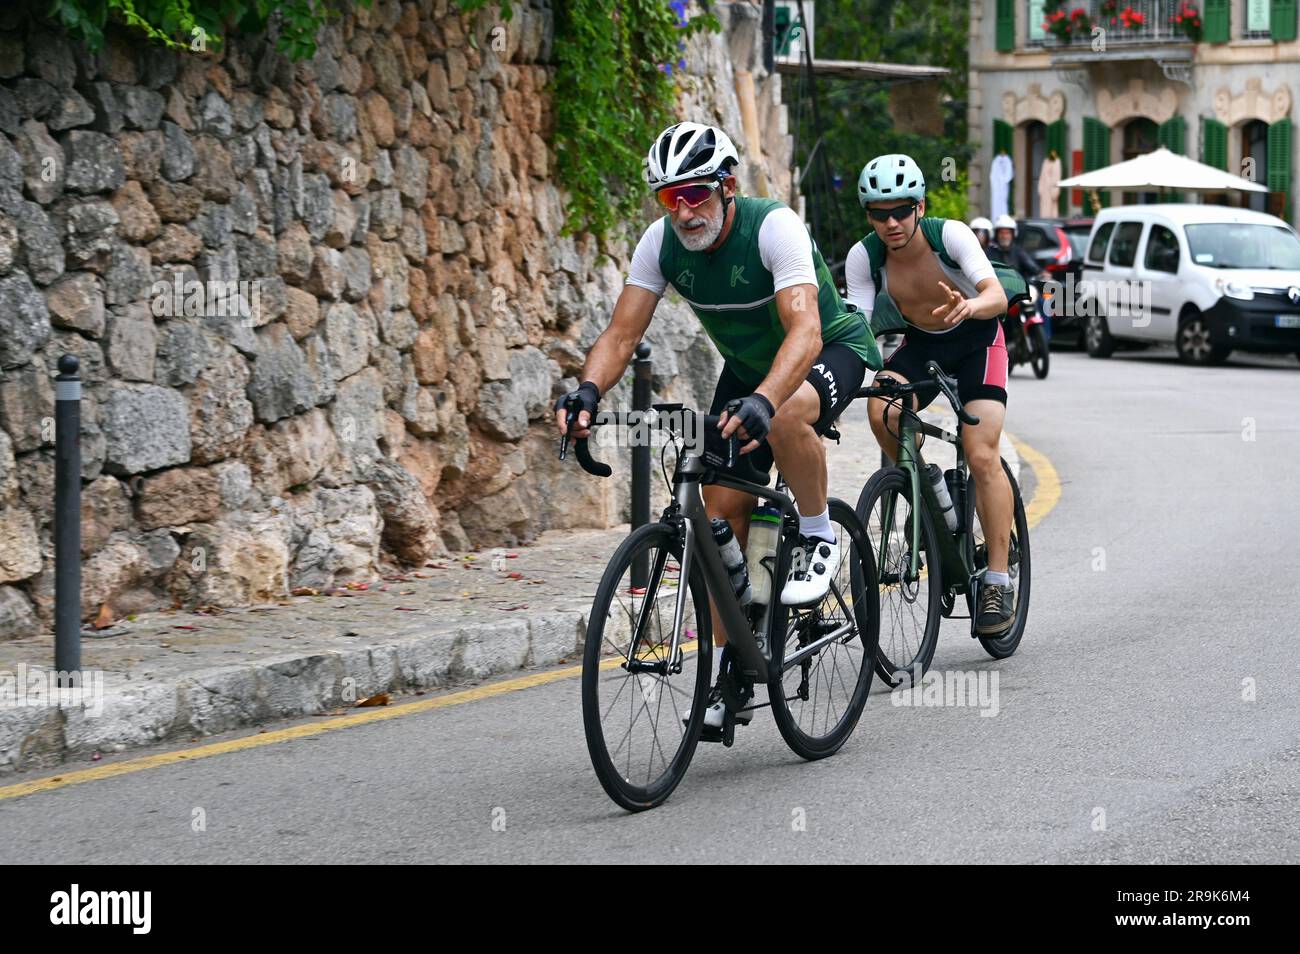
[852,361,1031,686]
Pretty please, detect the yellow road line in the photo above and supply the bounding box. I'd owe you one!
[0,639,703,802]
[1007,432,1062,530]
[1,442,1059,802]
[0,664,584,802]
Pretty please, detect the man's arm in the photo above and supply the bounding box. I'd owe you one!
[552,284,659,437]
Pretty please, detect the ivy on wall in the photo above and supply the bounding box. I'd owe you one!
[19,0,373,60]
[17,0,717,238]
[462,0,719,237]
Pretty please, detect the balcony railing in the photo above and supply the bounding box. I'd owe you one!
[1029,0,1197,47]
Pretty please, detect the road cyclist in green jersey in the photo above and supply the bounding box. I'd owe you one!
[553,121,881,734]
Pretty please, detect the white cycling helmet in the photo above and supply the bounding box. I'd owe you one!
[645,122,740,188]
[970,216,993,232]
[994,214,1018,234]
[858,154,926,206]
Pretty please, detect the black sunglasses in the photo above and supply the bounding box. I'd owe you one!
[867,203,918,224]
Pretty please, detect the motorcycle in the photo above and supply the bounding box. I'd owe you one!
[1003,277,1050,380]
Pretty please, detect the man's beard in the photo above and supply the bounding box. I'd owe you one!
[672,204,725,251]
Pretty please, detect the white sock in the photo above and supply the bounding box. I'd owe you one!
[797,506,835,543]
[986,570,1010,587]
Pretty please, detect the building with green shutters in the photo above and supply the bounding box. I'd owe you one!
[970,0,1297,223]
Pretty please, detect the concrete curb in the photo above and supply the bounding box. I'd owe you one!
[1,608,590,774]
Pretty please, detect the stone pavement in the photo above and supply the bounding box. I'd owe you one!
[0,403,1020,773]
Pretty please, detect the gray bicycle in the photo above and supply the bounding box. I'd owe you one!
[854,362,1031,687]
[561,398,879,812]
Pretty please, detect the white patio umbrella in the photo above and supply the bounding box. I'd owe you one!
[1058,146,1268,193]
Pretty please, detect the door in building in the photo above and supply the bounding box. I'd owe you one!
[1122,118,1159,205]
[1025,121,1046,217]
[1242,120,1269,214]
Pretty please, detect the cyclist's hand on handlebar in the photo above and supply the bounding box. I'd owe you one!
[553,381,600,439]
[932,281,973,325]
[719,392,775,455]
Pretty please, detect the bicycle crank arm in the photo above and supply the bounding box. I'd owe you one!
[780,620,854,671]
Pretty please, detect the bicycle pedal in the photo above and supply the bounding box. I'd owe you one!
[699,725,725,744]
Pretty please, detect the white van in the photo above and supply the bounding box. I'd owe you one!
[1076,204,1300,365]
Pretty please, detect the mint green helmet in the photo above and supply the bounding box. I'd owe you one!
[858,154,926,207]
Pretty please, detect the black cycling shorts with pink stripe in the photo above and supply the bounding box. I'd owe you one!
[882,318,1009,409]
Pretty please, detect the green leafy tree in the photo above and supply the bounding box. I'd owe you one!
[794,0,971,250]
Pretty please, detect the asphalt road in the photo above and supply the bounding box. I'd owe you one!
[2,345,1298,864]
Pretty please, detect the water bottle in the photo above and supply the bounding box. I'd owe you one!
[926,463,958,532]
[745,501,782,606]
[710,517,752,605]
[944,468,965,532]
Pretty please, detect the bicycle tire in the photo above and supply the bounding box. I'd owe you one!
[581,522,713,811]
[968,459,1031,659]
[855,467,943,686]
[768,499,878,760]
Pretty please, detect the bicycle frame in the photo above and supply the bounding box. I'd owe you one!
[879,409,978,598]
[664,450,791,684]
[565,405,859,689]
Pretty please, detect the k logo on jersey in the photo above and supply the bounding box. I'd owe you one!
[730,265,749,287]
[676,269,695,293]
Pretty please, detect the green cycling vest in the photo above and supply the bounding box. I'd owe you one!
[858,216,1028,335]
[659,196,881,388]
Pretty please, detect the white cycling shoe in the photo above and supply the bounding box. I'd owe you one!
[780,534,839,606]
[682,691,753,731]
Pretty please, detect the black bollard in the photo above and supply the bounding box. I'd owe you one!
[630,342,652,589]
[54,354,82,685]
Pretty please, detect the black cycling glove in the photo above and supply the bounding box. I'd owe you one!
[555,381,600,431]
[727,393,776,443]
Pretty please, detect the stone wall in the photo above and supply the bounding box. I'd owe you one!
[0,0,792,637]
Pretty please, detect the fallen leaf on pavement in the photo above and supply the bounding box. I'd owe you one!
[173,625,198,631]
[395,607,417,612]
[355,693,390,707]
[507,572,523,579]
[345,581,370,591]
[93,603,115,630]
[292,587,320,597]
[503,604,529,611]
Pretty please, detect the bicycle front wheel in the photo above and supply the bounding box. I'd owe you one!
[581,522,713,812]
[856,467,943,686]
[768,499,878,760]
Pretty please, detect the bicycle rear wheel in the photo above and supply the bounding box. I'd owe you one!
[768,499,878,760]
[856,467,942,686]
[967,458,1031,659]
[581,522,713,812]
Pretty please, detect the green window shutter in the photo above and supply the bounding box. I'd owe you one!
[1272,0,1297,41]
[1204,0,1230,42]
[1083,117,1111,211]
[1159,116,1187,202]
[996,0,1015,52]
[993,118,1014,156]
[1047,119,1069,215]
[1202,117,1228,170]
[1268,118,1292,221]
[1158,115,1187,153]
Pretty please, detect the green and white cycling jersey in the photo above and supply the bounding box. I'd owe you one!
[627,196,881,388]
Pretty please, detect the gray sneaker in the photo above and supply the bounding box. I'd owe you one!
[976,582,1016,635]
